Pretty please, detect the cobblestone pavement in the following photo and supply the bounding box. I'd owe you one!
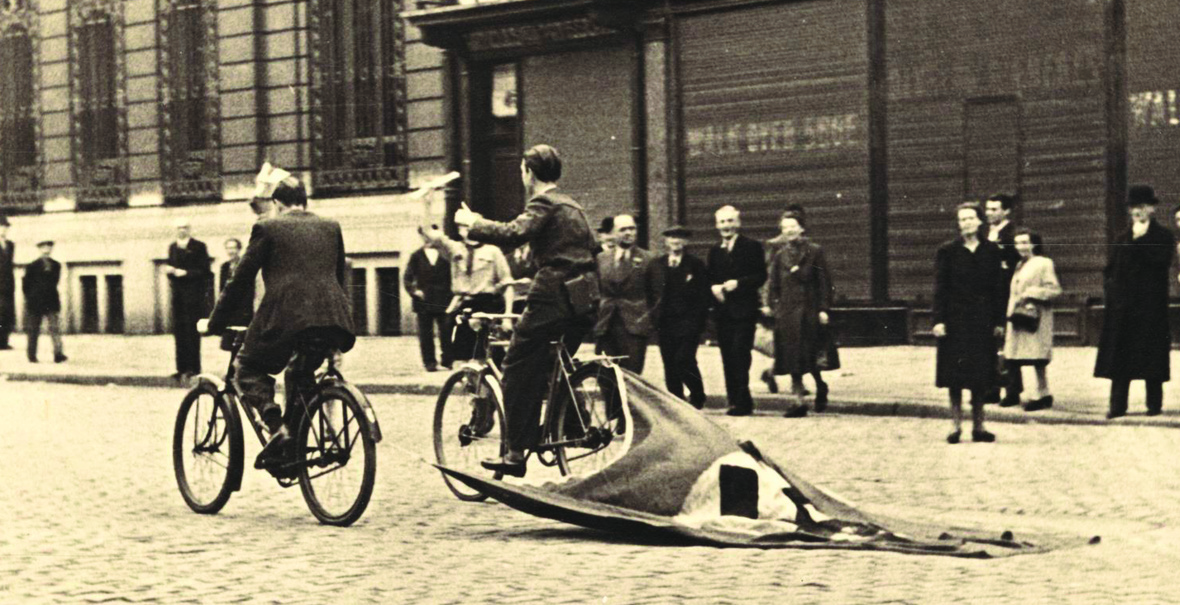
[3,381,1180,604]
[5,334,1180,427]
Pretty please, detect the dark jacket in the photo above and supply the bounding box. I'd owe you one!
[595,246,655,337]
[933,237,1006,390]
[0,240,13,328]
[768,239,833,375]
[22,256,61,314]
[1094,219,1176,381]
[168,238,212,321]
[208,209,356,358]
[467,191,598,307]
[706,234,768,321]
[403,247,452,315]
[992,222,1020,303]
[646,252,710,339]
[218,257,254,328]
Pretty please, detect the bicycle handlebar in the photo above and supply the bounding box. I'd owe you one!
[469,312,522,321]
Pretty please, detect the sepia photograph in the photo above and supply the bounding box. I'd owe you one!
[1,0,1178,602]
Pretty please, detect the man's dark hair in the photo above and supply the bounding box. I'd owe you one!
[986,193,1017,212]
[225,237,242,249]
[1012,226,1045,256]
[272,179,307,207]
[780,209,805,228]
[523,144,562,183]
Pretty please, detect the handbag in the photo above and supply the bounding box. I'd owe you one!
[1008,301,1040,332]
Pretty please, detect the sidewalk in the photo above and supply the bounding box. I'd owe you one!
[4,333,1179,428]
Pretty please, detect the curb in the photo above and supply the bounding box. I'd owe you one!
[6,371,1178,429]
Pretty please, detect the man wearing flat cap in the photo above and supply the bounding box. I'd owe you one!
[22,240,66,363]
[1095,184,1176,419]
[646,225,710,407]
[0,215,14,350]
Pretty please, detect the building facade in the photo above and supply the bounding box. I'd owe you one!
[407,0,1180,344]
[0,0,450,336]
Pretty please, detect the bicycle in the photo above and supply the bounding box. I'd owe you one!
[172,327,382,526]
[433,311,631,501]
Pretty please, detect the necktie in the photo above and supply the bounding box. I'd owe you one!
[669,256,679,268]
[465,244,477,275]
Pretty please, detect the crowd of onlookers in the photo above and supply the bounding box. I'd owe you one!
[404,182,1177,443]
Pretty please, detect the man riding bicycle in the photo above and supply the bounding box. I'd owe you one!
[449,144,599,478]
[202,169,355,469]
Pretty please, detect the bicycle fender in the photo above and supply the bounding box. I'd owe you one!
[322,377,384,443]
[192,374,246,493]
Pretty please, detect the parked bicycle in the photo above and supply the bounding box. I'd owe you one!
[433,311,631,501]
[172,327,382,526]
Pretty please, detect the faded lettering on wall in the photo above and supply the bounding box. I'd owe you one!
[1129,90,1180,130]
[685,113,861,158]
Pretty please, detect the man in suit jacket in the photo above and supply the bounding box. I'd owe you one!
[0,215,14,350]
[985,193,1021,405]
[22,240,66,363]
[206,176,355,465]
[166,219,212,381]
[647,225,710,407]
[595,214,655,373]
[217,237,255,351]
[707,205,768,416]
[404,227,453,371]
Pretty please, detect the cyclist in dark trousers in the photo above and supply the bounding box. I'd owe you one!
[451,144,598,478]
[204,174,355,468]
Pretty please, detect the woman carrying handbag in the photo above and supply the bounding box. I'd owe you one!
[1001,228,1063,411]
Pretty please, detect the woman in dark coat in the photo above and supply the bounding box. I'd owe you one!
[1094,185,1176,419]
[768,210,835,417]
[933,202,1006,443]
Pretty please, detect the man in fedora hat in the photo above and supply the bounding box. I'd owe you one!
[0,215,13,350]
[646,225,710,408]
[22,240,66,363]
[1095,184,1176,419]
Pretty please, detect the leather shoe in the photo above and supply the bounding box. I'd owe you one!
[814,382,829,412]
[1106,410,1126,420]
[689,394,707,410]
[1023,396,1053,412]
[481,454,527,478]
[946,430,961,444]
[725,407,752,417]
[760,369,778,394]
[972,430,996,443]
[28,356,37,363]
[782,404,809,418]
[254,426,292,469]
[54,354,68,363]
[1146,408,1162,417]
[999,395,1021,408]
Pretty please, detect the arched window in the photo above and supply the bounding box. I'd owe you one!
[161,0,220,202]
[0,23,37,211]
[70,2,127,209]
[312,0,408,194]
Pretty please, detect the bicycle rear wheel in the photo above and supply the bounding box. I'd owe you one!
[551,362,631,477]
[296,385,377,526]
[433,369,506,501]
[173,383,243,514]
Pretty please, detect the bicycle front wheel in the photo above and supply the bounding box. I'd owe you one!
[296,385,377,526]
[551,362,631,477]
[173,383,243,514]
[433,369,506,501]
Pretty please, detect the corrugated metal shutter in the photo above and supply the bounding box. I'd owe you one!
[1127,0,1180,205]
[522,45,635,232]
[677,0,871,300]
[886,0,1108,304]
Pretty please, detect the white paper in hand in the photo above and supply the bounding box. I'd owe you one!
[253,162,293,199]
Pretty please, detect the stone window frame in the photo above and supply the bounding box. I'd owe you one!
[68,0,130,210]
[157,0,222,204]
[309,0,410,196]
[0,0,41,214]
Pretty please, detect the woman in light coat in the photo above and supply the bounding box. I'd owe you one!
[1002,228,1062,411]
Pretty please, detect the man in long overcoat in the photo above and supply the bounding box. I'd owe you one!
[22,240,66,363]
[1095,185,1176,418]
[0,215,14,350]
[166,219,212,380]
[595,214,655,373]
[646,225,710,408]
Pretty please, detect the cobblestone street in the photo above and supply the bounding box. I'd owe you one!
[3,380,1180,604]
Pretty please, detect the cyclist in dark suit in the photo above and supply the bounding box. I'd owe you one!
[452,144,599,478]
[205,175,355,467]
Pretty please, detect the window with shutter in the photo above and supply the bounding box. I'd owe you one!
[160,0,221,203]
